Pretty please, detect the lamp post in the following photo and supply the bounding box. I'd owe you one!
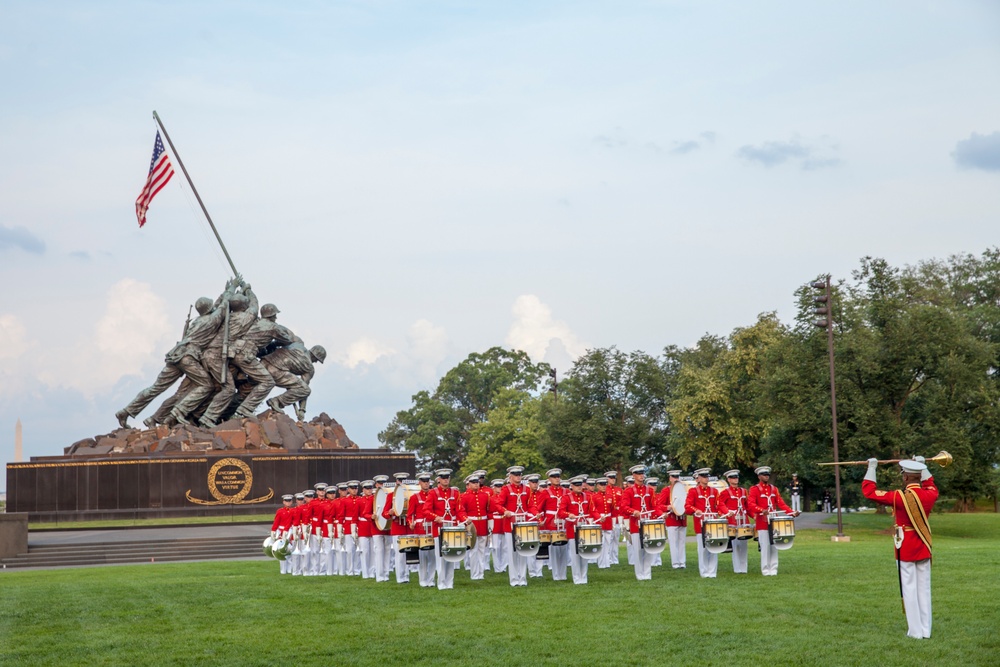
[812,276,847,541]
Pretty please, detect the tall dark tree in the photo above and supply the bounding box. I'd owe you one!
[378,347,549,471]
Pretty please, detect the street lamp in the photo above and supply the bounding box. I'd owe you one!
[812,276,848,541]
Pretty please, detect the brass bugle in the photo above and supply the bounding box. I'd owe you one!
[816,450,952,468]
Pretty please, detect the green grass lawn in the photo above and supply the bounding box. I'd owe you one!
[2,517,998,666]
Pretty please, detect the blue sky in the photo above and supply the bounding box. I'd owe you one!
[2,1,1000,478]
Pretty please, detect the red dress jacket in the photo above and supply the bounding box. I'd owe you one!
[381,488,412,536]
[557,491,603,539]
[421,486,468,538]
[461,489,496,538]
[684,485,720,534]
[863,477,938,562]
[620,482,658,534]
[747,483,792,531]
[717,486,749,526]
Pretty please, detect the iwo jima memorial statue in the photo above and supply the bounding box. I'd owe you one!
[6,113,415,521]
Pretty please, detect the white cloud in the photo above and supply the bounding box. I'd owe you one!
[38,279,172,395]
[339,336,396,369]
[334,319,451,386]
[0,314,29,361]
[505,294,588,364]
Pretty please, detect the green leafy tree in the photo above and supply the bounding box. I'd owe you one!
[540,347,668,475]
[460,388,547,482]
[378,347,550,471]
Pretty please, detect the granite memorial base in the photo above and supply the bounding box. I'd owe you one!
[6,449,415,522]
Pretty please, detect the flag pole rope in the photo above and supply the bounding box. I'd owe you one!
[152,110,239,278]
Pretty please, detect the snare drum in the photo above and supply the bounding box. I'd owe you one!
[768,513,796,551]
[418,534,435,550]
[640,519,667,554]
[439,525,469,562]
[513,521,541,557]
[702,517,730,554]
[549,530,568,546]
[575,524,604,559]
[397,536,421,551]
[539,531,554,544]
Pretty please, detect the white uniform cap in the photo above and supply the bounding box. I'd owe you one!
[693,468,711,477]
[435,469,453,478]
[754,466,772,476]
[628,464,646,474]
[667,470,682,477]
[507,465,524,475]
[393,472,409,480]
[723,469,740,478]
[646,477,659,486]
[604,470,618,478]
[546,468,562,478]
[899,460,928,473]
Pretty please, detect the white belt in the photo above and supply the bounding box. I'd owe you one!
[545,510,558,515]
[468,516,487,521]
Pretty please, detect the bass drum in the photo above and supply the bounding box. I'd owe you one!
[374,485,394,532]
[392,482,420,519]
[670,481,689,516]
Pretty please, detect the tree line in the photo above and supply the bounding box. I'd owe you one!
[380,250,1000,510]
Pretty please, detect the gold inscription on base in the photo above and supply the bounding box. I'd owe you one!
[186,457,274,505]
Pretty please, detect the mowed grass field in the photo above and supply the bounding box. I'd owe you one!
[2,514,998,667]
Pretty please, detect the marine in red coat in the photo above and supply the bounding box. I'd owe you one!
[862,457,938,639]
[421,472,467,537]
[272,494,295,534]
[748,466,799,577]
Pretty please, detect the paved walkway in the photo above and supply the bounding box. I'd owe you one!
[28,523,269,547]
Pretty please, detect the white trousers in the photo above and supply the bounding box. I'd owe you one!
[504,534,528,586]
[492,534,509,573]
[630,533,654,581]
[731,538,748,573]
[373,535,390,582]
[418,548,436,587]
[598,529,615,568]
[549,542,568,581]
[358,536,372,578]
[435,537,456,590]
[279,555,290,574]
[391,536,411,583]
[823,500,832,513]
[290,552,304,575]
[343,536,359,575]
[758,529,780,575]
[610,523,621,564]
[306,534,321,576]
[626,530,635,564]
[527,551,544,577]
[317,536,332,576]
[467,537,488,580]
[696,538,718,578]
[791,494,802,512]
[667,526,687,568]
[901,559,932,639]
[567,539,589,584]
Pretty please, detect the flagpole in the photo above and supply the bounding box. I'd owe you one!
[151,110,239,278]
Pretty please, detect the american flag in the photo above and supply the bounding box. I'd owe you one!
[135,131,175,228]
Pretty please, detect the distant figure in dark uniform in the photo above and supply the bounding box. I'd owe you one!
[788,474,803,512]
[822,489,832,513]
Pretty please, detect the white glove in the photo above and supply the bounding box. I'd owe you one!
[864,458,878,482]
[914,456,925,464]
[921,467,932,482]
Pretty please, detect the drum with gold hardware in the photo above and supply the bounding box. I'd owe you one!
[768,512,795,551]
[575,524,604,559]
[397,535,421,564]
[728,520,755,540]
[513,521,541,557]
[640,518,667,554]
[439,524,470,562]
[392,482,420,519]
[669,481,689,516]
[703,516,730,554]
[548,529,568,546]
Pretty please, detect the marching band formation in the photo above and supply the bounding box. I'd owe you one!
[263,464,803,589]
